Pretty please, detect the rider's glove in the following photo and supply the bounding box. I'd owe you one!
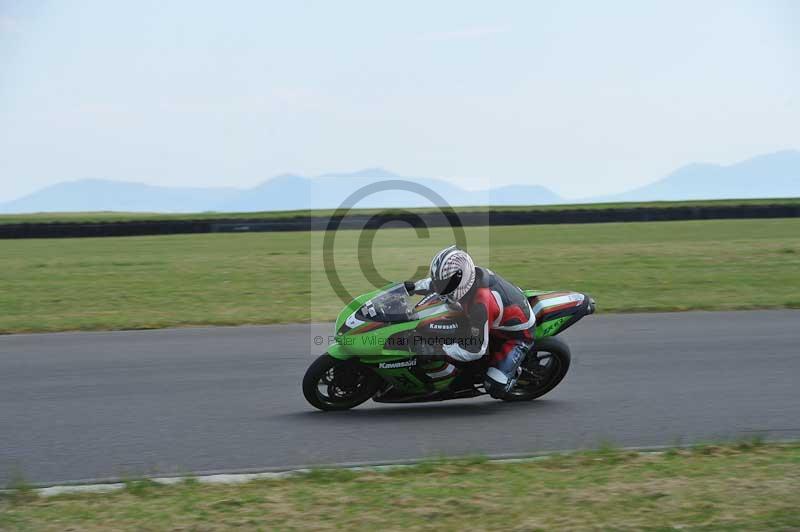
[403,281,417,294]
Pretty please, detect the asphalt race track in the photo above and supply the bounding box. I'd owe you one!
[1,310,799,485]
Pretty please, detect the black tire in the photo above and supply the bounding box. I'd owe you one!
[302,354,380,411]
[502,337,571,402]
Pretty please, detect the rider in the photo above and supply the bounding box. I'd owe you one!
[405,245,535,399]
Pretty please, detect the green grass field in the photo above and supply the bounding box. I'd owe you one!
[1,218,799,333]
[2,442,797,531]
[0,197,797,224]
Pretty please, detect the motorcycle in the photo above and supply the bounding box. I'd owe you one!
[303,282,595,411]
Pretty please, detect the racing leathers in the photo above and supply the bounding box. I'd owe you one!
[411,267,536,398]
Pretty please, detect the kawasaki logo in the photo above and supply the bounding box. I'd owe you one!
[430,322,458,330]
[378,359,417,369]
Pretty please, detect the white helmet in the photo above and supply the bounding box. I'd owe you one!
[429,246,476,302]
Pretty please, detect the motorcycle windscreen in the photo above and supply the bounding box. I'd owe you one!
[358,283,416,322]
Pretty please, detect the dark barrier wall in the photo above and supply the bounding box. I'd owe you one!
[1,204,798,239]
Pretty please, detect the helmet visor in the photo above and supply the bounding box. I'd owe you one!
[431,271,462,296]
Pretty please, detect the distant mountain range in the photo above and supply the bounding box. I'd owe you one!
[1,150,798,214]
[600,150,800,202]
[0,168,563,213]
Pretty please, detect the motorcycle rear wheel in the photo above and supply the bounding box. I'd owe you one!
[302,354,380,411]
[502,337,571,402]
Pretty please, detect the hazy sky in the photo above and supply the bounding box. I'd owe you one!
[1,0,798,202]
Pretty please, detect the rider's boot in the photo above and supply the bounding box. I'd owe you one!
[484,342,530,399]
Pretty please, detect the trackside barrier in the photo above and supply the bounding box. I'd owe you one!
[0,204,798,239]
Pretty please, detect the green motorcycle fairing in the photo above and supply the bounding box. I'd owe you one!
[327,283,595,395]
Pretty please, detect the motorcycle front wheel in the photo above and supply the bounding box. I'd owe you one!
[302,354,380,411]
[503,337,571,402]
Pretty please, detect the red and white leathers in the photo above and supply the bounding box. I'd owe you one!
[414,267,536,397]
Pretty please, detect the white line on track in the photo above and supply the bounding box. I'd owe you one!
[3,445,674,497]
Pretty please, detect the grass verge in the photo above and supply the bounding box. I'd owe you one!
[2,442,798,531]
[1,218,799,333]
